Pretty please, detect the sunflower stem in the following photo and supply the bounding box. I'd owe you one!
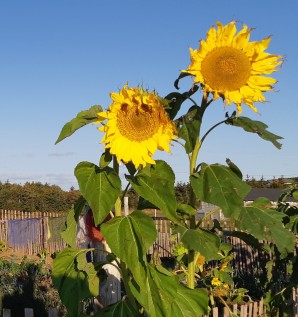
[113,156,122,217]
[187,94,211,289]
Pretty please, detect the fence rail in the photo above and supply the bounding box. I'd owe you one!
[2,290,298,316]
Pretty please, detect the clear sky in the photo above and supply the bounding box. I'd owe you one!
[1,0,298,191]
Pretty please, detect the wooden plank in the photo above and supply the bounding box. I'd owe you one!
[3,309,11,317]
[48,308,58,317]
[212,307,218,317]
[24,308,34,317]
[253,301,258,317]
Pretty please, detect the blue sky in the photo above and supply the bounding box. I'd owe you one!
[1,0,298,191]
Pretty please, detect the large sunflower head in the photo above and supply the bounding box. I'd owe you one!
[97,85,177,169]
[183,21,283,114]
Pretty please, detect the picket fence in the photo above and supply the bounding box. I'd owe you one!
[2,290,298,317]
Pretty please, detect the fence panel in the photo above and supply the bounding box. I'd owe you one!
[0,209,67,255]
[2,308,58,317]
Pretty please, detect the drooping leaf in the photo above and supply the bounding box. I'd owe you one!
[97,298,141,316]
[224,230,264,250]
[227,116,283,149]
[60,210,77,248]
[175,225,220,261]
[236,206,296,257]
[131,264,208,317]
[226,158,243,179]
[60,197,87,248]
[75,162,121,225]
[101,211,157,287]
[55,105,102,144]
[174,72,193,90]
[177,105,202,153]
[126,160,179,223]
[52,248,99,317]
[190,163,251,218]
[164,85,199,120]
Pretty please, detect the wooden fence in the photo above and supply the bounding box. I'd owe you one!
[0,209,67,255]
[2,307,58,317]
[2,290,298,316]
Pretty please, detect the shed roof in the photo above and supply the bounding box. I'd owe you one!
[245,188,295,202]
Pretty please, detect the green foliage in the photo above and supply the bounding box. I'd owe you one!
[227,116,283,149]
[0,257,66,317]
[0,181,81,212]
[55,105,103,144]
[130,264,208,317]
[190,163,251,218]
[126,160,179,223]
[52,38,296,316]
[75,162,121,225]
[52,248,99,317]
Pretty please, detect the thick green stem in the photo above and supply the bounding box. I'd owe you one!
[187,95,210,289]
[112,156,136,307]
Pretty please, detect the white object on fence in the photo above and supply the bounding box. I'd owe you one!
[124,196,129,216]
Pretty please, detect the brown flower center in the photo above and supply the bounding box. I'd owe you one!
[117,104,160,142]
[201,46,251,91]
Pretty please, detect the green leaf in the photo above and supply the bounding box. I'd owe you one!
[177,105,202,153]
[224,230,264,250]
[175,226,220,261]
[190,163,251,218]
[98,298,142,316]
[52,248,99,317]
[174,72,193,90]
[100,149,112,168]
[236,206,296,257]
[60,210,77,248]
[126,160,179,223]
[164,85,199,120]
[226,158,243,179]
[77,252,100,296]
[75,162,121,225]
[60,196,87,247]
[101,211,157,287]
[227,116,283,149]
[55,105,102,144]
[131,264,208,317]
[177,203,197,216]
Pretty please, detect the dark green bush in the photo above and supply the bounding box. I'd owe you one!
[0,256,66,317]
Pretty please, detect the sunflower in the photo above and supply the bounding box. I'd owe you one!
[97,85,176,169]
[183,21,283,114]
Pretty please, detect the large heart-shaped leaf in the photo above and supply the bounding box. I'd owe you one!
[126,160,179,223]
[60,210,77,248]
[75,161,121,225]
[97,298,141,316]
[190,163,251,219]
[52,248,99,317]
[55,105,102,144]
[227,116,283,149]
[101,211,157,287]
[236,205,296,257]
[175,226,220,261]
[131,264,208,317]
